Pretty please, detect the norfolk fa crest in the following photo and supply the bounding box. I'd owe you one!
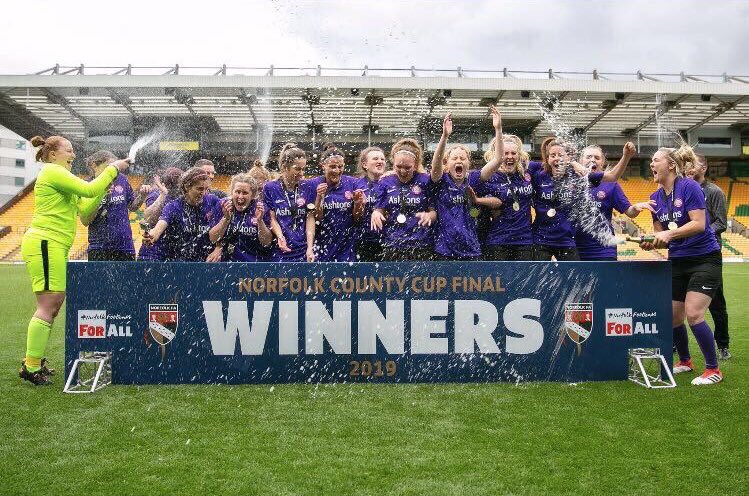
[565,302,593,344]
[148,304,178,345]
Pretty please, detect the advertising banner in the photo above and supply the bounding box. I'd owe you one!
[65,261,672,384]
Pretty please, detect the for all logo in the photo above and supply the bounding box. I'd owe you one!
[565,303,593,343]
[78,310,106,338]
[149,304,179,345]
[605,308,658,336]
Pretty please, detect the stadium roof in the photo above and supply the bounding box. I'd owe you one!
[1,66,748,146]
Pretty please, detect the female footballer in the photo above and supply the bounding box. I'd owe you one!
[19,136,129,385]
[640,144,723,385]
[263,143,309,261]
[143,167,221,261]
[575,144,652,260]
[304,144,364,262]
[370,139,437,261]
[354,146,387,261]
[208,173,271,262]
[430,109,503,260]
[82,150,151,261]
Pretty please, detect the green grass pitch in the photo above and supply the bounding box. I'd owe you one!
[0,264,746,495]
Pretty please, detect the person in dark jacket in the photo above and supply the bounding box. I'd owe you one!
[687,154,730,360]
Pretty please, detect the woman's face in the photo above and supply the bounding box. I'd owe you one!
[249,171,268,191]
[323,156,345,184]
[92,159,114,177]
[547,145,567,168]
[650,150,674,184]
[284,158,306,184]
[501,142,519,174]
[49,140,75,168]
[446,147,470,182]
[231,182,255,211]
[581,147,605,171]
[363,150,386,179]
[393,153,416,182]
[185,179,209,205]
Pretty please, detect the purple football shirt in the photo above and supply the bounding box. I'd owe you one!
[432,173,480,258]
[576,182,632,259]
[159,193,221,261]
[650,177,720,258]
[210,198,269,262]
[474,170,534,246]
[88,173,135,253]
[354,176,384,246]
[374,172,434,250]
[304,175,359,262]
[138,190,176,261]
[263,179,309,262]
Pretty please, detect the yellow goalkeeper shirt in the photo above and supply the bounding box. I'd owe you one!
[25,163,119,248]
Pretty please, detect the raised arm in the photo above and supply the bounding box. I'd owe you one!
[602,142,636,182]
[143,176,169,225]
[129,184,152,211]
[51,159,128,198]
[430,113,452,183]
[480,106,504,182]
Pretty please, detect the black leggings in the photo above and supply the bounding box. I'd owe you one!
[483,244,535,261]
[88,250,136,261]
[382,246,436,262]
[355,241,385,262]
[535,245,580,261]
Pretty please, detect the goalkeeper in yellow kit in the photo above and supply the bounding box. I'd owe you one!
[19,135,130,385]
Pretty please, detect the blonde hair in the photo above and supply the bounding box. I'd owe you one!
[229,172,258,196]
[659,143,699,177]
[278,142,306,169]
[357,146,385,176]
[444,144,472,165]
[248,160,271,184]
[391,138,425,172]
[485,134,528,175]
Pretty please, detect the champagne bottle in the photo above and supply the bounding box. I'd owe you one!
[625,234,655,243]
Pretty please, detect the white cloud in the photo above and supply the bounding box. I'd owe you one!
[0,0,746,75]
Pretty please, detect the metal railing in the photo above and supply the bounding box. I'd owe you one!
[22,65,749,84]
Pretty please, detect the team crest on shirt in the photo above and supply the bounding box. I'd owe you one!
[250,217,258,225]
[524,172,531,182]
[296,197,306,207]
[412,185,422,194]
[344,190,353,200]
[564,302,593,344]
[674,199,683,208]
[114,185,124,193]
[597,190,606,199]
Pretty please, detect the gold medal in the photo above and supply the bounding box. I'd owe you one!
[396,213,407,224]
[512,202,520,212]
[306,203,316,212]
[547,208,557,218]
[469,208,480,218]
[668,221,678,230]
